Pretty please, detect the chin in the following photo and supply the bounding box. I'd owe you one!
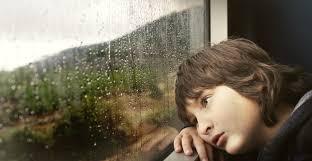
[225,140,246,155]
[225,147,241,155]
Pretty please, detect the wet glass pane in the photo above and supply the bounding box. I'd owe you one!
[0,0,208,161]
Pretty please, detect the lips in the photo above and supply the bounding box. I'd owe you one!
[212,132,225,146]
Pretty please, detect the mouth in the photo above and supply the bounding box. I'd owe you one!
[212,132,225,147]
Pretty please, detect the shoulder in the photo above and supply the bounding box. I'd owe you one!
[294,114,312,152]
[257,92,312,161]
[292,97,312,160]
[290,117,312,161]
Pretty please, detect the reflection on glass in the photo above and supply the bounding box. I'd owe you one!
[0,0,207,161]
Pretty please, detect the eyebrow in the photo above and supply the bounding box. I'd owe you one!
[194,88,214,101]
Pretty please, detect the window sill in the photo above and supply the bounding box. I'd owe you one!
[164,151,198,161]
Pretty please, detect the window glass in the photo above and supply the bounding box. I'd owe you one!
[0,0,208,160]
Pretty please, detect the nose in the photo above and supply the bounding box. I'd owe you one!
[197,121,213,135]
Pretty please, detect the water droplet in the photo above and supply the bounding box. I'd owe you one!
[11,85,16,90]
[27,138,33,143]
[5,109,11,114]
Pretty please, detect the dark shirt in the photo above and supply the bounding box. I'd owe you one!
[257,90,312,161]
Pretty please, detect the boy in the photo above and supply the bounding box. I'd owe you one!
[173,39,312,161]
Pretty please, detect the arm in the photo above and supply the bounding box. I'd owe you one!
[173,127,259,161]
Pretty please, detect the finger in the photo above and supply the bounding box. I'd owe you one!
[181,134,193,155]
[174,134,182,152]
[193,138,209,161]
[205,143,214,161]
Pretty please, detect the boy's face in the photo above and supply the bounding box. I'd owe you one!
[185,85,266,154]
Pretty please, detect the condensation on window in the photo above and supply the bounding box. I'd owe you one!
[0,0,208,161]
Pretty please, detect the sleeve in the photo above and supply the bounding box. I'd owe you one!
[222,151,259,161]
[292,116,312,161]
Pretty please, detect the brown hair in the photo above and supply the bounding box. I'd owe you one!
[175,38,312,126]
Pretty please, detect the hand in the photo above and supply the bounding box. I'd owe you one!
[174,126,215,161]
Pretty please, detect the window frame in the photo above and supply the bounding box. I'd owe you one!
[163,0,228,160]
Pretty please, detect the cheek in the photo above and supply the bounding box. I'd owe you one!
[226,123,262,154]
[225,115,263,154]
[212,102,242,128]
[212,102,263,153]
[225,134,246,154]
[214,98,262,130]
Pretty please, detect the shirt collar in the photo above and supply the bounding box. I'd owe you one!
[292,89,312,114]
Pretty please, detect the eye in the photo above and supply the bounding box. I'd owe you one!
[201,96,211,108]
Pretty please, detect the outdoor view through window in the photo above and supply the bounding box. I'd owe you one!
[0,0,208,161]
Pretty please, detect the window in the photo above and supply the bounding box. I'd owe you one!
[0,0,209,161]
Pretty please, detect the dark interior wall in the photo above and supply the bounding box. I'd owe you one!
[228,0,312,72]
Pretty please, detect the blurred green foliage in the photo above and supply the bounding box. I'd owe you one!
[0,65,163,161]
[0,65,161,119]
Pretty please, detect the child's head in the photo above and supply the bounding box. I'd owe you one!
[175,38,311,154]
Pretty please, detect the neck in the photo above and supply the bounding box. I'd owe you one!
[261,103,293,146]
